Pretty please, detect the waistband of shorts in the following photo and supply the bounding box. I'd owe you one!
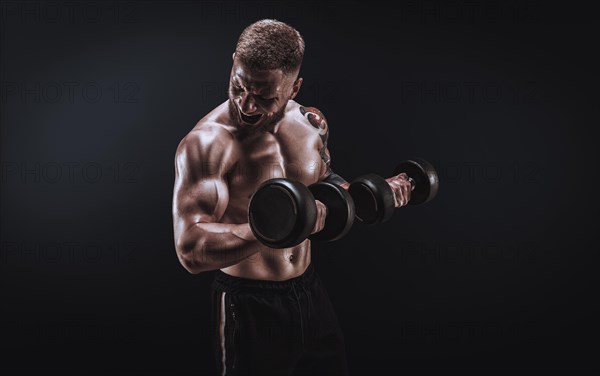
[213,263,316,293]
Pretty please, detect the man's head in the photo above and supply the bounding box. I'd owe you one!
[228,19,305,131]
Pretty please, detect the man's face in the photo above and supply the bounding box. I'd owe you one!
[228,57,300,131]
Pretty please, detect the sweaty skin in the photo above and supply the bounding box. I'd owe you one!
[172,57,410,281]
[172,58,332,281]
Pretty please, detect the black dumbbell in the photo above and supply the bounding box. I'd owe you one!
[348,158,439,225]
[248,178,355,249]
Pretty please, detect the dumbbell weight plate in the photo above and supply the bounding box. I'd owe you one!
[347,173,396,225]
[248,178,317,249]
[308,181,355,242]
[392,158,439,205]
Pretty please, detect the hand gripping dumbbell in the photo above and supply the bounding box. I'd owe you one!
[348,158,439,225]
[248,179,355,249]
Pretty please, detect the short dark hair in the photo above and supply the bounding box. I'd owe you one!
[235,19,305,75]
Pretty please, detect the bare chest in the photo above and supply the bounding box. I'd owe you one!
[225,132,322,219]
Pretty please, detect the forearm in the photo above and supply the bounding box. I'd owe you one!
[325,170,398,191]
[176,222,263,273]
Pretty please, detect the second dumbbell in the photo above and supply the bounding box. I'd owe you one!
[348,158,439,225]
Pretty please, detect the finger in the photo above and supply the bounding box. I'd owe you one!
[312,221,319,234]
[398,186,405,207]
[403,180,411,204]
[314,200,327,233]
[392,184,401,208]
[395,180,410,207]
[314,202,322,233]
[316,206,322,232]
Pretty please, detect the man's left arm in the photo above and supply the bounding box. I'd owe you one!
[299,106,351,189]
[304,106,411,208]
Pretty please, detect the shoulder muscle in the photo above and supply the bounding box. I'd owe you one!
[175,124,236,180]
[298,106,330,165]
[173,124,236,224]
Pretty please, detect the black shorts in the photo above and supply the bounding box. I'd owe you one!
[210,263,349,376]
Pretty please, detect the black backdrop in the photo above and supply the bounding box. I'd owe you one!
[1,1,598,375]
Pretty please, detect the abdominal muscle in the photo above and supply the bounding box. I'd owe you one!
[221,240,311,281]
[218,196,312,281]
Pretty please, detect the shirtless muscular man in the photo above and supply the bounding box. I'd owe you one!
[172,19,411,376]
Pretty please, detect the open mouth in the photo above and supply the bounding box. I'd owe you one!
[240,111,263,125]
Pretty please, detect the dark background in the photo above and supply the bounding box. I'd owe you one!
[1,1,598,375]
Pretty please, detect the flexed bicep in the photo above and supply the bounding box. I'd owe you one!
[172,126,235,248]
[174,172,229,224]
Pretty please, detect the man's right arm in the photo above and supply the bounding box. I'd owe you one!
[172,125,262,274]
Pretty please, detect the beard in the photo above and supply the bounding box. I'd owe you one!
[227,98,287,135]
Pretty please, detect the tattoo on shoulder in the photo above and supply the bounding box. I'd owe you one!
[299,106,327,133]
[299,106,330,165]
